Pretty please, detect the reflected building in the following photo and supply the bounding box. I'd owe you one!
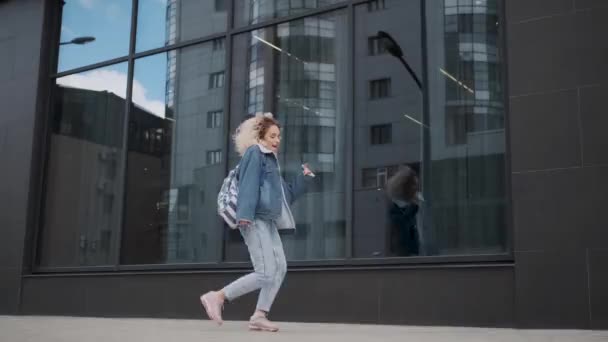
[425,0,506,255]
[40,86,124,266]
[352,0,424,258]
[154,0,506,262]
[162,0,228,263]
[121,102,173,264]
[353,0,506,257]
[40,85,173,266]
[159,0,506,261]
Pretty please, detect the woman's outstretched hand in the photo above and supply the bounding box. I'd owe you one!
[302,163,315,177]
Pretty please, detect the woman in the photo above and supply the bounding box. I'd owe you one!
[386,166,421,257]
[200,113,314,332]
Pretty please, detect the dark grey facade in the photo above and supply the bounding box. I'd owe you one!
[0,0,606,330]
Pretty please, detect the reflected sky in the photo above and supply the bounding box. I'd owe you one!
[56,60,167,119]
[59,1,169,118]
[59,0,132,72]
[133,53,167,118]
[136,0,169,52]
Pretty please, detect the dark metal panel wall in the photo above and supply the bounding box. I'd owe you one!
[506,0,608,330]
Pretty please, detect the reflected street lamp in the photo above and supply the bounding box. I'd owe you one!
[378,31,431,256]
[377,30,422,91]
[60,36,96,46]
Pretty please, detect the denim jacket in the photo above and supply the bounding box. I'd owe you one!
[235,144,311,229]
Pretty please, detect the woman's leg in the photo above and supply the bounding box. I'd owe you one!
[221,220,280,304]
[201,220,277,324]
[247,221,286,332]
[255,220,287,313]
[201,220,286,329]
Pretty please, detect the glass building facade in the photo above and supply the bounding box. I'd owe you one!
[6,0,608,330]
[36,0,508,270]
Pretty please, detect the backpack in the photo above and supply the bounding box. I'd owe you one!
[217,164,240,229]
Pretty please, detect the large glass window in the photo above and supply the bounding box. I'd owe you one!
[58,1,132,72]
[39,63,128,267]
[353,0,424,258]
[424,0,507,256]
[39,0,508,271]
[225,10,349,261]
[120,41,226,265]
[136,0,228,52]
[352,0,506,258]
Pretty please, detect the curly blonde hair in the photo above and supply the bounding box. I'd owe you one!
[233,112,280,156]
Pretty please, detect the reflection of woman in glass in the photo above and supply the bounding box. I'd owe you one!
[200,113,314,332]
[386,166,420,257]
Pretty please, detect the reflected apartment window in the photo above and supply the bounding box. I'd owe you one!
[370,124,392,145]
[215,0,227,12]
[207,110,223,129]
[362,166,399,188]
[367,0,386,12]
[209,71,225,89]
[369,78,391,99]
[206,150,222,165]
[368,36,387,56]
[362,167,387,188]
[212,37,225,51]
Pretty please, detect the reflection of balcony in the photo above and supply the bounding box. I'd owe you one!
[97,150,118,162]
[156,200,169,211]
[96,180,114,193]
[247,1,330,25]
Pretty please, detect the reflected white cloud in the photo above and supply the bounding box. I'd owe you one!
[76,0,124,20]
[57,69,166,118]
[132,80,166,118]
[78,0,97,10]
[106,3,122,20]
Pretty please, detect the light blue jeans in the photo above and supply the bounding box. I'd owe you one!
[222,219,287,312]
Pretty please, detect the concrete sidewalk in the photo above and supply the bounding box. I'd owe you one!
[1,316,606,342]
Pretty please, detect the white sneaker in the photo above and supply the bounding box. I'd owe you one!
[248,314,279,332]
[200,292,224,325]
